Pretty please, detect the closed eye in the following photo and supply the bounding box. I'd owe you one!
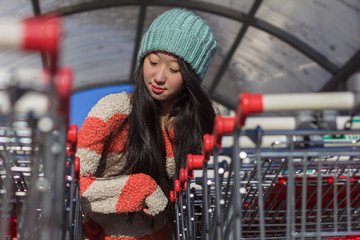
[149,60,157,66]
[169,68,180,73]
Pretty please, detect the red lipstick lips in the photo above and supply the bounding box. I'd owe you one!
[151,85,164,94]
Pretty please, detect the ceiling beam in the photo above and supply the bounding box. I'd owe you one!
[320,50,360,92]
[49,0,339,77]
[47,0,244,17]
[209,0,263,93]
[31,0,50,70]
[252,19,340,75]
[31,0,41,15]
[46,0,345,108]
[129,3,147,83]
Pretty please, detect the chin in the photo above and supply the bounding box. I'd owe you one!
[149,93,164,101]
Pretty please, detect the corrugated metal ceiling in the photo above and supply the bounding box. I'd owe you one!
[0,0,359,109]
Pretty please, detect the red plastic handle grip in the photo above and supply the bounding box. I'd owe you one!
[174,180,180,193]
[214,116,235,147]
[66,124,78,156]
[215,116,235,136]
[22,16,61,57]
[179,168,187,184]
[56,68,73,123]
[74,157,80,181]
[55,68,73,101]
[67,124,78,145]
[236,92,263,128]
[187,154,204,170]
[203,134,214,153]
[240,92,263,115]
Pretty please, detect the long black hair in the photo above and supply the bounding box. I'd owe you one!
[119,54,215,231]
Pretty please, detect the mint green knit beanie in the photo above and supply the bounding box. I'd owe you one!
[138,9,217,80]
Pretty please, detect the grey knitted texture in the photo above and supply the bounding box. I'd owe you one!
[138,9,217,80]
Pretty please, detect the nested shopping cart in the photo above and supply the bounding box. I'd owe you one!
[172,73,360,240]
[0,16,82,240]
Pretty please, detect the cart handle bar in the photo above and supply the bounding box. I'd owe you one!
[0,15,61,72]
[236,92,355,128]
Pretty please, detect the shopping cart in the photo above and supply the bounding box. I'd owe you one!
[173,73,360,240]
[0,16,82,240]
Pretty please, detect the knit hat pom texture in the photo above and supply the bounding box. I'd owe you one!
[138,9,217,80]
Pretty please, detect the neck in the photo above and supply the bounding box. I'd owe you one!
[159,103,174,130]
[159,100,173,116]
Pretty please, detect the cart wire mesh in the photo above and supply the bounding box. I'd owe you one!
[0,16,82,240]
[172,77,360,240]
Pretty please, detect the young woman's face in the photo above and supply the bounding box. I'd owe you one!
[143,52,185,108]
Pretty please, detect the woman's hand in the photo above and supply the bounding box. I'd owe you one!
[116,173,168,216]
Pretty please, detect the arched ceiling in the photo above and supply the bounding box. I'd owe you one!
[0,0,359,109]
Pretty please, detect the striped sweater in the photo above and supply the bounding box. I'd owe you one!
[76,92,175,240]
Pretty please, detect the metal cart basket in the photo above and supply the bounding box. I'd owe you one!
[0,16,82,240]
[173,81,360,240]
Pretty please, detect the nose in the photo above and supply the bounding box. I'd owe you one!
[154,65,166,84]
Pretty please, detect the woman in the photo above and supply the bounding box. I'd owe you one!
[77,8,217,239]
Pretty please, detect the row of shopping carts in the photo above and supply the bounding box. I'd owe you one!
[0,16,81,239]
[172,74,360,239]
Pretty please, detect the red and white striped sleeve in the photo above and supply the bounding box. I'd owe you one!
[76,92,168,219]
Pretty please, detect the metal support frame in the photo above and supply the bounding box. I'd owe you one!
[40,0,358,110]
